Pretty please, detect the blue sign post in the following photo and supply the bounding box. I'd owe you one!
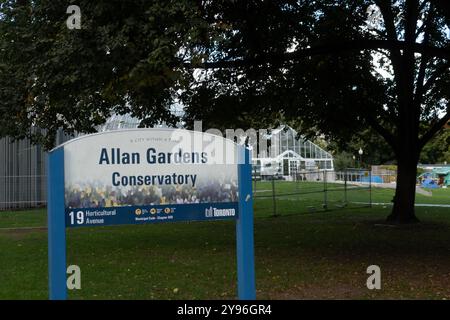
[47,147,67,300]
[47,129,255,300]
[236,146,256,300]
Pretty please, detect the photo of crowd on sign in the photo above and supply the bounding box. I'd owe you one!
[65,178,238,209]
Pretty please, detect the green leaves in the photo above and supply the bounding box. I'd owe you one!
[0,0,448,152]
[0,0,203,148]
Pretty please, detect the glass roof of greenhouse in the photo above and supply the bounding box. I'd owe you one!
[257,125,333,160]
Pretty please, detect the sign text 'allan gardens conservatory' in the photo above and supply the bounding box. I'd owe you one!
[47,128,256,300]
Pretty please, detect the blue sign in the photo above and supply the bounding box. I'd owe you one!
[47,129,255,300]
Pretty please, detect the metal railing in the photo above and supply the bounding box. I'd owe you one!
[0,169,373,212]
[253,169,372,216]
[0,175,47,210]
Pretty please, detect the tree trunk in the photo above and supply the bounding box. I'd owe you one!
[386,155,420,224]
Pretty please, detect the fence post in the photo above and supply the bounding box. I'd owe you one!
[253,168,257,196]
[323,170,328,210]
[369,170,372,208]
[271,177,277,217]
[344,170,348,205]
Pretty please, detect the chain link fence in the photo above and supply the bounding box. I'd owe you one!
[253,169,372,216]
[1,169,372,213]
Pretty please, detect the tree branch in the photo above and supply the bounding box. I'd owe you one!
[418,0,430,14]
[404,0,421,44]
[419,111,450,149]
[414,2,435,106]
[375,0,399,41]
[375,0,403,84]
[366,114,398,153]
[422,62,450,94]
[184,39,450,70]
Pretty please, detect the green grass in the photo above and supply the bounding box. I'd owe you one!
[255,180,450,205]
[0,209,47,229]
[1,186,450,300]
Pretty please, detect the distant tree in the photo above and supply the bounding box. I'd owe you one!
[420,129,450,164]
[333,151,356,171]
[327,128,396,167]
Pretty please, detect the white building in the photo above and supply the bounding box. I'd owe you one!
[251,125,334,178]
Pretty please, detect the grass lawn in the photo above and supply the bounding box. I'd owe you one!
[254,179,450,204]
[0,185,449,300]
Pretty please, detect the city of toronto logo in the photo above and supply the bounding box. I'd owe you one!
[205,207,235,218]
[205,206,214,217]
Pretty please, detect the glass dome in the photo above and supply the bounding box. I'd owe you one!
[97,114,141,132]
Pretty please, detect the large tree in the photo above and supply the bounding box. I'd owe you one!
[1,1,449,223]
[181,0,450,224]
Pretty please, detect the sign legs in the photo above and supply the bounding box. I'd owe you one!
[47,148,67,300]
[236,147,256,299]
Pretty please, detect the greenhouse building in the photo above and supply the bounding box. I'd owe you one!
[251,125,334,178]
